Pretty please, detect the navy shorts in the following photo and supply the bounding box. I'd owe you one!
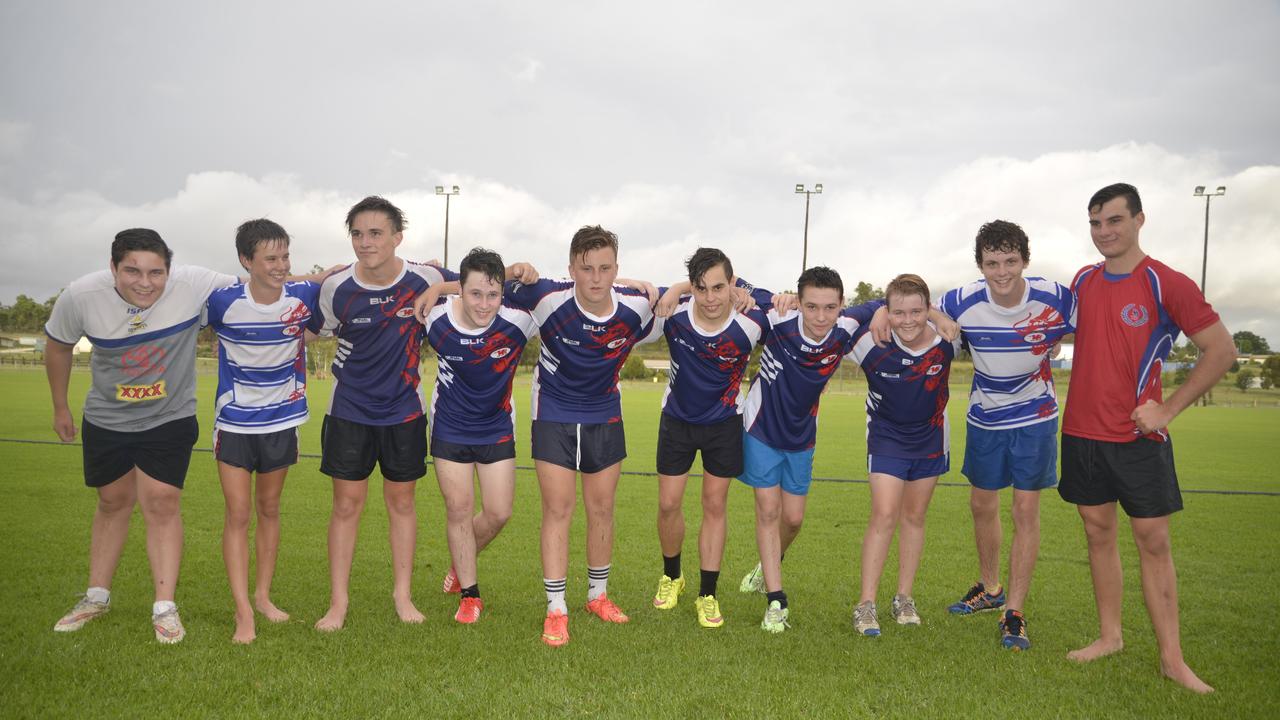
[656,412,744,478]
[868,453,949,481]
[215,427,299,473]
[431,436,517,465]
[962,419,1058,492]
[320,414,428,482]
[1058,434,1182,518]
[531,420,627,474]
[82,415,199,490]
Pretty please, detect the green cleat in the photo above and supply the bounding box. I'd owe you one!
[739,563,765,594]
[761,600,790,633]
[652,574,685,610]
[695,595,724,628]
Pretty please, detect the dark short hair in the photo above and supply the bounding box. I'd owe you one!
[235,218,290,261]
[459,247,506,287]
[886,273,931,308]
[974,220,1030,267]
[686,247,734,287]
[346,195,406,233]
[569,225,619,263]
[111,228,173,269]
[797,265,843,300]
[1088,183,1143,215]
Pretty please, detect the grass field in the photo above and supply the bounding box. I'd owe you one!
[0,366,1277,718]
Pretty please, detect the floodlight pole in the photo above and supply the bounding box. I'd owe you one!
[795,183,823,274]
[435,185,461,268]
[1191,185,1226,407]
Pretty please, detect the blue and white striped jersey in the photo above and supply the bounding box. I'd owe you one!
[205,281,321,434]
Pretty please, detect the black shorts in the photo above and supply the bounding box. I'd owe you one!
[531,420,626,474]
[215,427,299,473]
[82,415,199,490]
[320,415,428,482]
[656,412,744,478]
[431,436,517,465]
[1059,434,1183,518]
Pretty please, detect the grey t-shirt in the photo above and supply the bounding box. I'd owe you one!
[46,265,237,432]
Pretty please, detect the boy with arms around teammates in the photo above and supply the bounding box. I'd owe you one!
[736,267,882,633]
[204,219,321,643]
[647,248,772,628]
[501,225,657,647]
[851,274,957,638]
[415,248,539,624]
[46,229,240,643]
[1060,183,1232,693]
[307,196,463,631]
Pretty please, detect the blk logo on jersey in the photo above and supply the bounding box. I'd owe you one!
[1121,303,1149,328]
[116,381,166,401]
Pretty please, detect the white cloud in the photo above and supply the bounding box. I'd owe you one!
[2,145,1277,347]
[0,120,30,158]
[513,58,542,83]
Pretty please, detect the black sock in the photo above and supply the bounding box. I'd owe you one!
[699,569,719,597]
[766,589,788,610]
[461,584,480,599]
[663,553,681,580]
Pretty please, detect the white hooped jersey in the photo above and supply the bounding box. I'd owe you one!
[423,296,538,445]
[938,277,1075,430]
[204,281,321,435]
[45,265,238,432]
[503,279,655,424]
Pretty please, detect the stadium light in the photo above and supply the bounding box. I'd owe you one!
[435,185,461,268]
[795,183,824,273]
[1192,185,1226,295]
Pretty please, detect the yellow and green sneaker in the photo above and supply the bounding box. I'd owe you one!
[695,595,724,628]
[652,574,685,610]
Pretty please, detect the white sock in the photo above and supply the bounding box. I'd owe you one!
[544,578,567,615]
[86,587,110,604]
[587,565,610,601]
[152,600,176,616]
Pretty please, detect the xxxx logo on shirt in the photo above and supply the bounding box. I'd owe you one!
[116,381,167,402]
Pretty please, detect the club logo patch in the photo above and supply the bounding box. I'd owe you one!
[606,338,627,349]
[395,307,415,319]
[1121,303,1149,328]
[116,381,166,401]
[282,325,302,336]
[490,347,512,359]
[1024,331,1047,344]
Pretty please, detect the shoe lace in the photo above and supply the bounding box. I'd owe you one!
[658,576,675,598]
[701,596,719,616]
[897,597,917,617]
[854,602,876,625]
[765,604,786,626]
[1004,612,1026,637]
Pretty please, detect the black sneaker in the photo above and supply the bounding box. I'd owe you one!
[1000,609,1030,651]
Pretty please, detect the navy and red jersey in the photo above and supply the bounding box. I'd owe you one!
[308,260,459,426]
[742,301,880,452]
[503,279,655,424]
[649,297,770,425]
[423,297,538,445]
[1064,255,1219,443]
[848,325,957,460]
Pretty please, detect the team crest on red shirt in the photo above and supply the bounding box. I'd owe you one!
[1121,303,1149,327]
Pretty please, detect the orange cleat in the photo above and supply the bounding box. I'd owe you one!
[542,610,569,647]
[442,566,461,594]
[585,594,630,624]
[455,597,483,624]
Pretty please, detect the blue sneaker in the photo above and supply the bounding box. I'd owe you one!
[1000,609,1030,650]
[947,582,1006,615]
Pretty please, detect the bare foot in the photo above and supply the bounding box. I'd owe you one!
[1067,637,1124,663]
[254,597,290,623]
[394,595,425,624]
[1162,660,1214,694]
[232,612,256,644]
[314,605,347,632]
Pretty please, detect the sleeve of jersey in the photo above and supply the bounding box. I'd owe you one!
[939,288,961,320]
[44,288,82,345]
[637,315,665,345]
[499,305,539,341]
[842,299,885,325]
[736,278,775,310]
[309,278,340,335]
[298,280,323,313]
[1160,270,1220,337]
[503,278,562,312]
[845,325,874,363]
[182,265,240,302]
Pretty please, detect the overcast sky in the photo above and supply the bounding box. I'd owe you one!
[2,1,1278,344]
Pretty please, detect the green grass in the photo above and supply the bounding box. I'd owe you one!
[0,367,1277,718]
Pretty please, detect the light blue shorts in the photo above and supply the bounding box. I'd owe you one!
[738,432,816,496]
[962,419,1058,492]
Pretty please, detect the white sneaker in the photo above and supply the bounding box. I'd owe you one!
[892,594,921,625]
[153,607,186,644]
[54,596,110,632]
[853,600,881,637]
[739,563,765,594]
